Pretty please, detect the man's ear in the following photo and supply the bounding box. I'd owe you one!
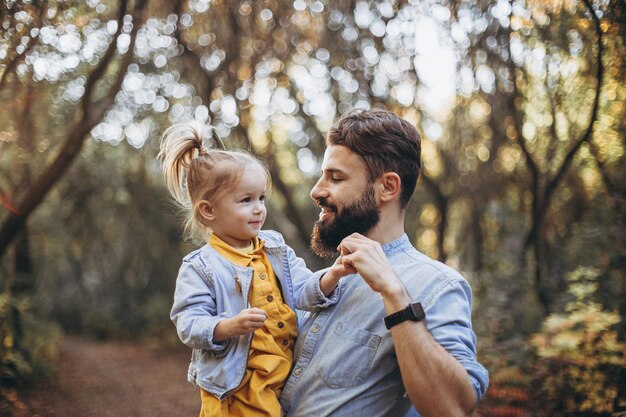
[198,200,215,223]
[378,172,401,202]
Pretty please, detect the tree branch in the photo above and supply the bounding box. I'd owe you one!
[0,0,149,259]
[506,7,540,252]
[542,0,603,212]
[172,1,213,108]
[0,0,48,92]
[81,0,128,118]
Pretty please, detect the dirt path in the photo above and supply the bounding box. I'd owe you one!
[22,336,200,417]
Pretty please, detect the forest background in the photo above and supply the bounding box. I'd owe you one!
[0,0,624,416]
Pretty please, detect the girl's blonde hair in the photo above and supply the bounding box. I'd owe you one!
[158,120,270,242]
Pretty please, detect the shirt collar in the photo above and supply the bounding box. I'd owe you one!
[381,233,411,257]
[209,233,265,267]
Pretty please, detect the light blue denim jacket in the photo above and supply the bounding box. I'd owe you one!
[279,234,489,417]
[170,230,339,399]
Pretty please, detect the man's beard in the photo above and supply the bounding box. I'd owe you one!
[310,186,380,258]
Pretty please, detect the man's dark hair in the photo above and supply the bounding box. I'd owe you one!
[326,109,421,207]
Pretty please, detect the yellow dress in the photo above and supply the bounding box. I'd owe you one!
[199,234,298,417]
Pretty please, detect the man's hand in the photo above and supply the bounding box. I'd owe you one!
[338,233,405,299]
[213,308,267,341]
[330,254,356,276]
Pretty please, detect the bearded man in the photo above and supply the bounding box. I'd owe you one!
[279,109,488,417]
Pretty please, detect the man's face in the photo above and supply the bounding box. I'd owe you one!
[310,145,380,258]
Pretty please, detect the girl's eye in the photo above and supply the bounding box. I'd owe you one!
[260,195,266,201]
[241,197,251,203]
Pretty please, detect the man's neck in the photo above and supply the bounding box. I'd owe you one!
[366,210,406,245]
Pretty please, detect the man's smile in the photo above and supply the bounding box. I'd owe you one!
[317,200,337,221]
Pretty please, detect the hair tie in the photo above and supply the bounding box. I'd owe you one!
[210,129,226,150]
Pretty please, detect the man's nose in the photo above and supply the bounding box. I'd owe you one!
[310,178,326,201]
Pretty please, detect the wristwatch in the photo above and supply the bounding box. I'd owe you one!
[383,302,425,330]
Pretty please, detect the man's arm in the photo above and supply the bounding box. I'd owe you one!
[339,233,476,417]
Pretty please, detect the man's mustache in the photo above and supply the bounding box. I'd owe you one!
[317,198,337,212]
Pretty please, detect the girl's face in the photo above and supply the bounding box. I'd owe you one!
[200,163,268,249]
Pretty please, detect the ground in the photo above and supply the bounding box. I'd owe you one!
[2,336,510,417]
[7,336,199,417]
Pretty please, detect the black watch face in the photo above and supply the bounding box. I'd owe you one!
[410,302,425,320]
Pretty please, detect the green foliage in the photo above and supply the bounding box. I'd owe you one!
[28,139,188,340]
[0,1,625,412]
[0,292,61,400]
[530,267,626,416]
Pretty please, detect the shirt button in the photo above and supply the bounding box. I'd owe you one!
[277,322,284,328]
[311,325,320,333]
[259,273,266,280]
[266,295,273,302]
[293,367,303,376]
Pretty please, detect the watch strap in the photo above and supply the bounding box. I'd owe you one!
[384,302,425,330]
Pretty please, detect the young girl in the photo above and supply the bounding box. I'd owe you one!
[159,121,345,417]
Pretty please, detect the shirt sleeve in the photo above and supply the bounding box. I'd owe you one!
[170,259,230,352]
[423,279,489,403]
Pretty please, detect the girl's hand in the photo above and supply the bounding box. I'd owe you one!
[331,254,357,276]
[319,256,355,297]
[213,308,267,341]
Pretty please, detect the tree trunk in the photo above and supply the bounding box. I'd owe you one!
[421,174,448,262]
[0,0,149,260]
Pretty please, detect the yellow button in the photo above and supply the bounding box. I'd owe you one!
[259,273,266,280]
[311,325,320,333]
[282,340,289,346]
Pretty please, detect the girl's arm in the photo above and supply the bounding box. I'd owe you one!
[319,256,352,296]
[285,243,348,311]
[170,259,230,351]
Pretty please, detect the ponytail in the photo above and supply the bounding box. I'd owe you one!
[158,121,214,207]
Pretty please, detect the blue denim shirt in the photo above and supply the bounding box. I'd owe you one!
[279,234,488,417]
[170,230,339,399]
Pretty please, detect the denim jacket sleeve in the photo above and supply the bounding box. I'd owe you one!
[170,257,230,352]
[285,246,340,312]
